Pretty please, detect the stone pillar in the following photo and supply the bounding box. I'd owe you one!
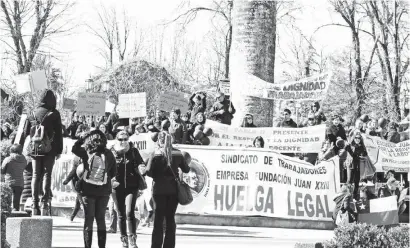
[6,217,53,248]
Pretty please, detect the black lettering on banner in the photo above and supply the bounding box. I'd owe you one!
[287,190,332,218]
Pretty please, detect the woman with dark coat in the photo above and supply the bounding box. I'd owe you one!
[345,134,368,199]
[309,101,327,125]
[188,92,207,124]
[110,131,146,248]
[71,130,117,248]
[144,131,190,248]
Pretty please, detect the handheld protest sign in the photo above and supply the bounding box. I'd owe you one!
[158,91,189,113]
[76,93,106,116]
[117,92,146,118]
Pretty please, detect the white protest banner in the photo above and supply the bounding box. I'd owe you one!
[218,80,230,95]
[105,101,115,112]
[76,92,106,116]
[14,114,27,144]
[117,93,146,118]
[262,72,332,101]
[169,146,338,220]
[158,91,189,113]
[30,70,48,93]
[14,73,32,95]
[206,120,326,153]
[363,135,410,172]
[51,143,339,221]
[63,98,76,111]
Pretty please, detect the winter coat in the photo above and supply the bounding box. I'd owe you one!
[208,99,236,125]
[1,153,27,187]
[145,117,167,132]
[67,121,82,139]
[188,93,207,123]
[326,124,347,144]
[21,89,63,157]
[345,142,367,170]
[111,144,145,190]
[71,140,116,197]
[386,131,401,144]
[169,118,188,144]
[145,149,190,195]
[276,119,298,128]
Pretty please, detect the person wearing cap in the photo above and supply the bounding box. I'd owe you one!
[345,133,368,199]
[208,91,236,125]
[378,177,400,202]
[71,129,117,248]
[188,91,207,124]
[169,108,188,144]
[110,131,146,248]
[332,184,356,225]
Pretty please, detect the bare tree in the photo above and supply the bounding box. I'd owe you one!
[0,0,75,74]
[365,0,409,121]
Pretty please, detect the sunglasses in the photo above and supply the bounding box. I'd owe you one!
[118,138,128,142]
[283,113,289,116]
[354,137,361,140]
[308,118,314,121]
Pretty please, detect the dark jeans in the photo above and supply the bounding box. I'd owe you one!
[151,194,178,248]
[11,186,23,210]
[112,188,139,236]
[32,155,55,203]
[81,195,110,231]
[347,165,360,198]
[71,195,83,218]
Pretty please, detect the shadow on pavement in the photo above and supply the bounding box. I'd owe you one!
[178,227,259,236]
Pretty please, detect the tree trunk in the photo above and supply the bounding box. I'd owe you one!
[352,31,364,120]
[230,0,277,127]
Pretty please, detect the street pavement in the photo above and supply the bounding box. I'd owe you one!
[52,217,334,248]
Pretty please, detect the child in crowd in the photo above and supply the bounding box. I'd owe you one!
[1,144,27,211]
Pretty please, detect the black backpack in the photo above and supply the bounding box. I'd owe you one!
[27,111,53,156]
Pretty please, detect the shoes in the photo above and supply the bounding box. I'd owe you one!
[41,202,49,216]
[32,203,41,216]
[70,215,75,222]
[120,236,129,248]
[106,228,117,233]
[128,234,137,248]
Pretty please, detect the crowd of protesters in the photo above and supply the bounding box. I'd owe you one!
[1,88,409,247]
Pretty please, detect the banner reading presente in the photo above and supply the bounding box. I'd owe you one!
[206,120,326,153]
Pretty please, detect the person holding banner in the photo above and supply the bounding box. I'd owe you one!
[276,109,297,128]
[208,92,235,125]
[110,131,146,248]
[71,130,117,248]
[241,114,257,128]
[144,131,191,248]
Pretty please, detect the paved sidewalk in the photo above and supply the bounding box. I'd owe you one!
[52,217,334,248]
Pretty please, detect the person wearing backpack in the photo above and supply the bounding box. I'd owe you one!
[21,89,63,216]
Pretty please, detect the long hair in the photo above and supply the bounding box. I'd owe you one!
[156,131,173,166]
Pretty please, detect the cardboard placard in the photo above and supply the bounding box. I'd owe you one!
[117,92,146,118]
[14,70,48,95]
[14,114,27,144]
[76,93,106,116]
[158,91,189,113]
[63,98,76,111]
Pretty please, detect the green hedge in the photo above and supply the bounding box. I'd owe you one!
[1,183,12,248]
[324,223,409,248]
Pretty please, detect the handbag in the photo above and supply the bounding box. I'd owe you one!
[168,165,193,205]
[335,210,349,226]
